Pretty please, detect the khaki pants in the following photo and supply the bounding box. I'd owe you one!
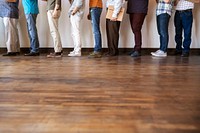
[3,17,20,52]
[47,10,62,53]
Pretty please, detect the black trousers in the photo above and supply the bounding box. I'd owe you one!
[106,19,121,55]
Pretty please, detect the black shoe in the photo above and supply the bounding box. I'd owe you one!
[24,52,40,56]
[181,52,189,57]
[2,52,17,56]
[131,51,141,57]
[128,50,135,55]
[174,51,182,55]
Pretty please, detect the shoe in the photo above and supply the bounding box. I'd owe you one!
[70,50,75,54]
[68,52,81,57]
[128,50,135,55]
[174,51,182,55]
[181,52,189,57]
[104,52,118,57]
[131,51,141,57]
[47,52,62,58]
[88,51,102,58]
[151,50,167,57]
[24,52,40,56]
[2,52,18,56]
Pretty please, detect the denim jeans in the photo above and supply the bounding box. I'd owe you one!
[157,13,170,52]
[174,10,193,53]
[90,7,102,52]
[25,14,39,53]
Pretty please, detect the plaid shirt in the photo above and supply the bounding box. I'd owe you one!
[176,0,194,10]
[156,0,174,16]
[0,0,19,19]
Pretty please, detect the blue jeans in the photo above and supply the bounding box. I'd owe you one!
[157,13,170,52]
[25,14,39,53]
[174,10,193,53]
[90,7,102,52]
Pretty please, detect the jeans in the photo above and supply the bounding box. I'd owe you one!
[90,7,102,52]
[25,14,39,53]
[157,13,170,52]
[174,10,193,53]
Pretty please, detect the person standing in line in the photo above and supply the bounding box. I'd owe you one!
[23,0,40,56]
[174,0,195,57]
[0,0,20,56]
[105,0,124,56]
[151,0,176,57]
[45,0,63,58]
[127,0,149,57]
[68,0,85,57]
[87,0,103,58]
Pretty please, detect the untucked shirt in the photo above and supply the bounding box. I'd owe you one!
[69,0,85,18]
[106,0,124,18]
[47,0,61,11]
[89,0,102,8]
[22,0,39,14]
[176,0,194,10]
[0,0,19,18]
[156,0,175,16]
[126,0,149,14]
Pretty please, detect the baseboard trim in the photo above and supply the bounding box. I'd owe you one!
[0,48,200,55]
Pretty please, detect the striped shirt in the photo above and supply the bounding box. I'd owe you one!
[0,0,19,18]
[176,0,194,10]
[156,0,175,16]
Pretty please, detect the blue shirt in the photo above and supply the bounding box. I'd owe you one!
[0,0,19,19]
[22,0,39,14]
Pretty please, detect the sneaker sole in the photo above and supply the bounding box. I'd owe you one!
[151,52,167,57]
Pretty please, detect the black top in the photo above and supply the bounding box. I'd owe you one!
[127,0,149,14]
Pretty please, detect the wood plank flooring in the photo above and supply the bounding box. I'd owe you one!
[0,55,200,133]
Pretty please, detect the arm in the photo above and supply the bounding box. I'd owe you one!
[111,0,123,21]
[71,0,84,15]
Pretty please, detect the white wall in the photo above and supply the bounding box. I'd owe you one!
[0,0,200,48]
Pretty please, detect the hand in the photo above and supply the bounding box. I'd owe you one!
[110,17,117,21]
[53,10,60,18]
[87,13,91,20]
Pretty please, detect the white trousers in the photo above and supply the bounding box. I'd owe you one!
[70,14,82,53]
[3,17,20,52]
[47,10,62,53]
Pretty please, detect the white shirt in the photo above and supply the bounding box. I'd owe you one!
[176,0,194,10]
[106,0,124,18]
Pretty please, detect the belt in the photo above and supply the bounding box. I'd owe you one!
[177,9,192,13]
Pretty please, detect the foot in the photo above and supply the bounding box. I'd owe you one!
[47,52,62,58]
[131,51,141,57]
[151,50,167,57]
[174,51,182,56]
[68,52,81,57]
[181,52,189,57]
[88,51,102,58]
[2,52,18,56]
[24,52,40,56]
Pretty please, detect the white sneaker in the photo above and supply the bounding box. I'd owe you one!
[70,51,75,54]
[68,52,81,57]
[151,50,167,57]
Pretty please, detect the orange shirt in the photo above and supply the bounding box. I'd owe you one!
[89,0,103,8]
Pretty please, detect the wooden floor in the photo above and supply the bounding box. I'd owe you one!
[0,55,200,133]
